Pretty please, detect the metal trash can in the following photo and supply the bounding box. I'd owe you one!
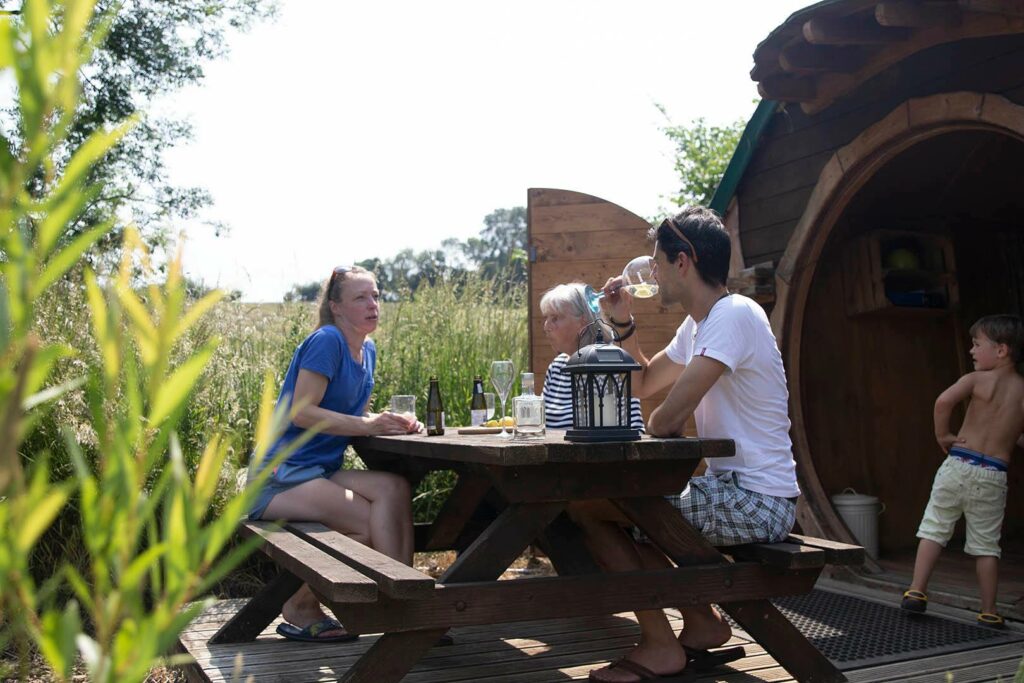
[831,488,883,559]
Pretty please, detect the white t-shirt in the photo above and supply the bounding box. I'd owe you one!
[664,294,800,498]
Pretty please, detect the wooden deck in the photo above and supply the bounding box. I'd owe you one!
[177,595,1023,682]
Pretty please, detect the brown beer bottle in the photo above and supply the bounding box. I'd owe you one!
[426,377,445,436]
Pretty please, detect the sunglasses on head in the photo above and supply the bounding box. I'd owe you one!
[660,218,699,264]
[328,265,355,288]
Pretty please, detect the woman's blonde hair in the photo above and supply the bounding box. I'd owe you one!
[317,265,373,328]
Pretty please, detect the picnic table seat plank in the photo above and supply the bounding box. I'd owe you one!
[287,522,436,599]
[786,533,866,565]
[238,522,377,603]
[727,541,828,569]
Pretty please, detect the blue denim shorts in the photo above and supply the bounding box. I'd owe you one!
[247,460,341,520]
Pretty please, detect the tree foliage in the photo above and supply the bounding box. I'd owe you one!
[287,206,528,300]
[13,0,275,260]
[283,280,321,303]
[660,106,747,209]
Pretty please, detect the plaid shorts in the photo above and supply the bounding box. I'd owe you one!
[637,471,797,546]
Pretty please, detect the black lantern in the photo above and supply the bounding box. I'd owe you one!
[564,326,642,443]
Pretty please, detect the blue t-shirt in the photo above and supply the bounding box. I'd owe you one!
[268,325,376,469]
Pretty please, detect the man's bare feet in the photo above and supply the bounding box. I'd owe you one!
[677,605,731,650]
[587,641,688,682]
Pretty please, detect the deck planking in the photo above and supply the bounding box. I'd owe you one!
[178,600,1022,682]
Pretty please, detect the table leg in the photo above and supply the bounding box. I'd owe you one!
[337,501,566,683]
[210,569,302,644]
[536,511,601,576]
[723,601,846,683]
[441,501,566,582]
[422,472,492,551]
[340,628,449,683]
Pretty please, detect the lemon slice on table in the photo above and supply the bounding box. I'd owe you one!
[483,417,516,428]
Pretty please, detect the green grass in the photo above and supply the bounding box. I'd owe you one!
[25,270,528,587]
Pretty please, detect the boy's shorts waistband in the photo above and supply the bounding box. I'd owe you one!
[948,446,1008,472]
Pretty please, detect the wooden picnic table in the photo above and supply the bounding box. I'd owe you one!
[329,430,848,683]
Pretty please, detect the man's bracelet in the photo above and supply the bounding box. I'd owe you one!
[615,322,637,342]
[608,315,634,329]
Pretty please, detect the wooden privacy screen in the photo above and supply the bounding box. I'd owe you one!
[527,188,686,429]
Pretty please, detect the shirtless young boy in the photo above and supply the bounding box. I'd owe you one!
[901,314,1024,629]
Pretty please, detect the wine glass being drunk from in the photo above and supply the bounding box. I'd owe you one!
[490,360,515,439]
[584,255,659,313]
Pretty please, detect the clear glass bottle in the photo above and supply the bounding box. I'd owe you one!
[470,376,487,426]
[513,372,545,439]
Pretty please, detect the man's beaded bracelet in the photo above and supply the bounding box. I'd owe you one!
[608,315,634,329]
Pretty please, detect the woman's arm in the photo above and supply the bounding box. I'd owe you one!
[291,369,413,436]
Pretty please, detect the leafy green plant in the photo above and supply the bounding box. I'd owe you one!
[0,2,287,680]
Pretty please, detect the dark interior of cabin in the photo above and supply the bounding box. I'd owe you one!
[799,130,1023,581]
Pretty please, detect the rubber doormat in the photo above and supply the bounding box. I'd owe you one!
[764,589,1024,669]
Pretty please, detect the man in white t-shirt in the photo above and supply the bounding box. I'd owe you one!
[575,206,800,683]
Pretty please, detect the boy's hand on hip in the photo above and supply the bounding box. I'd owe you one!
[936,433,965,452]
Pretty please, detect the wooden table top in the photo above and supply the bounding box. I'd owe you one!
[353,430,734,466]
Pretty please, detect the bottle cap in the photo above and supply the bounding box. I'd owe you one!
[522,372,534,382]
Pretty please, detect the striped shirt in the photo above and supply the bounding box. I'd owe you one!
[542,353,645,431]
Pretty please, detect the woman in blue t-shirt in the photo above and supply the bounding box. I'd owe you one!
[249,265,421,643]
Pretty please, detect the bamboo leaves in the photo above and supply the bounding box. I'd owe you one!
[0,2,283,680]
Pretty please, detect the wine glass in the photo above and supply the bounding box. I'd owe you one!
[621,255,659,298]
[583,255,660,312]
[489,360,515,439]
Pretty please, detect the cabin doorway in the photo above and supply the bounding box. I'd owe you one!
[798,129,1024,615]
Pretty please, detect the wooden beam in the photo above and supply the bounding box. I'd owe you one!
[876,1,964,27]
[780,43,868,73]
[757,75,817,102]
[803,15,913,44]
[802,10,1024,113]
[958,0,1024,17]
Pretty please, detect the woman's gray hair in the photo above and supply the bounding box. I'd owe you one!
[539,283,614,347]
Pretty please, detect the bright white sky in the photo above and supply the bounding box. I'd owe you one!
[161,1,809,302]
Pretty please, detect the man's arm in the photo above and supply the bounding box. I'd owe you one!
[648,355,727,437]
[933,373,974,452]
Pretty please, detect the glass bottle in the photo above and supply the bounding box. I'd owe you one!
[425,377,445,436]
[470,376,487,426]
[513,372,545,439]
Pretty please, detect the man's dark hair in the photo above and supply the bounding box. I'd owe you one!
[969,314,1024,363]
[647,206,730,288]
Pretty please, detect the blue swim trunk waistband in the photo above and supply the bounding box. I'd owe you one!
[948,446,1008,472]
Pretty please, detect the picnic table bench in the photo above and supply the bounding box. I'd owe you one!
[210,432,864,683]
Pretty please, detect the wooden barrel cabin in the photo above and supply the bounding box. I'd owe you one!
[527,0,1023,618]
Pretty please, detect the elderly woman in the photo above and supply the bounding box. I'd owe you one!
[540,283,644,431]
[248,265,420,643]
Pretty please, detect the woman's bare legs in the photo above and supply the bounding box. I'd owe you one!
[261,469,413,634]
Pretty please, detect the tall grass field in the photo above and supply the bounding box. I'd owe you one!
[28,271,529,585]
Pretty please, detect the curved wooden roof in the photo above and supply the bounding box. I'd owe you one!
[752,0,1024,113]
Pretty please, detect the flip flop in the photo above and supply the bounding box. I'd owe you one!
[682,644,745,671]
[588,657,694,682]
[276,618,359,643]
[977,612,1005,629]
[900,589,928,614]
